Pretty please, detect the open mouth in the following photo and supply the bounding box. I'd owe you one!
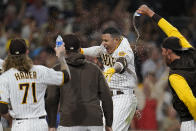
[104,45,109,50]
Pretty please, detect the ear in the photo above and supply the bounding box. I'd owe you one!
[167,49,173,54]
[114,37,120,43]
[26,49,29,55]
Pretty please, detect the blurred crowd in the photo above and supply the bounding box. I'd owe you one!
[0,0,196,130]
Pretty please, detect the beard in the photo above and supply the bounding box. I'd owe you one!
[164,56,171,66]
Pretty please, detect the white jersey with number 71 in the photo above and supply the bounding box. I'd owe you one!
[0,65,64,119]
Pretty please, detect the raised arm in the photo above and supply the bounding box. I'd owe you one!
[136,5,192,48]
[55,43,71,79]
[81,45,107,57]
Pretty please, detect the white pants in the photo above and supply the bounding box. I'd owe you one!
[11,118,48,131]
[57,126,103,131]
[0,122,3,131]
[181,120,196,131]
[112,94,137,131]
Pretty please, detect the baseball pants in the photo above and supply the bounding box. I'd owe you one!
[0,122,3,131]
[11,118,48,131]
[112,93,137,131]
[57,126,103,131]
[181,120,196,131]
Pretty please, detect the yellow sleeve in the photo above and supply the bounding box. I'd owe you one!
[158,18,192,48]
[169,74,196,121]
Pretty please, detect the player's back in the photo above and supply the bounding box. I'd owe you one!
[0,65,61,119]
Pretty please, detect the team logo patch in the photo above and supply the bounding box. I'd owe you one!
[118,51,126,56]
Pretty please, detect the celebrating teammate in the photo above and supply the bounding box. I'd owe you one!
[46,34,113,131]
[0,58,4,131]
[137,5,196,131]
[0,38,70,131]
[81,27,138,131]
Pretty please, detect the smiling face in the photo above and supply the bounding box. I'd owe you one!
[101,34,119,54]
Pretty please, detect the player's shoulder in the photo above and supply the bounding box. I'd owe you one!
[0,58,4,63]
[1,68,15,75]
[32,65,51,72]
[85,60,102,72]
[0,69,11,82]
[116,37,133,56]
[0,59,4,68]
[119,37,132,50]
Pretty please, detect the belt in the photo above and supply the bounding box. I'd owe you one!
[110,89,134,96]
[110,90,123,96]
[14,116,46,120]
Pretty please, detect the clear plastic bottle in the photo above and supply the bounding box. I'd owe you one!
[56,35,63,47]
[134,12,141,16]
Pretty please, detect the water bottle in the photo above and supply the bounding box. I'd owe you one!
[56,35,63,47]
[134,12,141,16]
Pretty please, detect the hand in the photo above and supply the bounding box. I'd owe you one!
[48,128,56,131]
[103,68,116,82]
[2,113,13,127]
[105,126,113,131]
[54,43,65,58]
[136,4,155,17]
[134,109,142,120]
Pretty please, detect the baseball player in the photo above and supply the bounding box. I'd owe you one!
[81,27,138,131]
[0,59,3,69]
[46,34,113,131]
[0,58,4,131]
[137,5,196,131]
[0,120,2,131]
[0,38,70,131]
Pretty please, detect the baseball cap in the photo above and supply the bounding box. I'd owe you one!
[9,39,27,55]
[162,37,188,51]
[62,34,80,51]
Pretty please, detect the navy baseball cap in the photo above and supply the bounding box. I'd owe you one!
[9,39,27,55]
[162,37,188,51]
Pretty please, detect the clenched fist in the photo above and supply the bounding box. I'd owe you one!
[54,43,65,58]
[136,4,155,17]
[103,68,116,82]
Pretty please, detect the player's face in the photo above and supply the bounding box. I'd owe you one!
[161,47,171,66]
[101,34,118,53]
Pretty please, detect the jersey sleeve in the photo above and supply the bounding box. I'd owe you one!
[115,39,137,79]
[157,18,192,48]
[117,46,134,67]
[41,66,64,86]
[169,74,196,121]
[0,77,10,104]
[81,45,107,57]
[125,49,134,64]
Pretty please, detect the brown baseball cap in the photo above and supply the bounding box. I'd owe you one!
[9,39,27,55]
[62,34,80,51]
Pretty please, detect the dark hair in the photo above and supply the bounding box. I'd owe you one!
[62,34,80,52]
[102,27,121,38]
